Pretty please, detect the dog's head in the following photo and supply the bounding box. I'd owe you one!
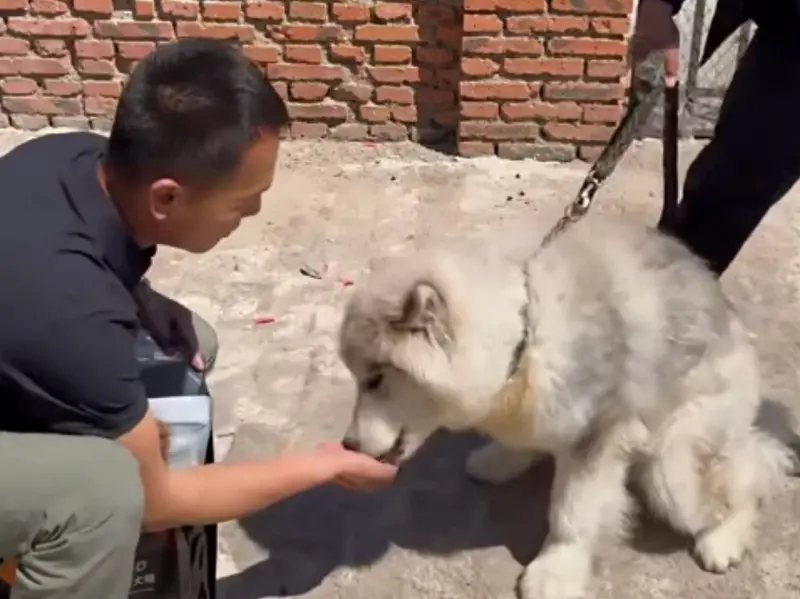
[337,246,530,464]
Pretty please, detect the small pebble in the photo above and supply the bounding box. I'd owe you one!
[506,195,513,202]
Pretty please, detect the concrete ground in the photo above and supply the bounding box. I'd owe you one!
[3,129,800,599]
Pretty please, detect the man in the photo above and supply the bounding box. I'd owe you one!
[633,0,800,276]
[0,38,397,599]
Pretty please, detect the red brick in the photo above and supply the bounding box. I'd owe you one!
[375,85,414,104]
[176,22,254,41]
[31,0,69,15]
[504,57,583,77]
[374,2,412,22]
[548,37,628,57]
[35,39,69,56]
[134,0,154,17]
[288,101,348,121]
[583,103,622,123]
[285,44,323,64]
[591,17,631,36]
[374,45,412,64]
[282,24,343,42]
[544,121,614,142]
[461,101,499,119]
[74,0,112,13]
[84,79,122,97]
[95,20,174,39]
[360,104,390,123]
[392,105,415,122]
[203,1,242,20]
[461,81,532,100]
[367,66,419,84]
[462,37,543,56]
[461,57,499,77]
[268,63,347,81]
[75,39,114,58]
[0,77,37,95]
[44,79,81,96]
[161,0,199,18]
[498,0,546,9]
[355,24,419,42]
[331,4,370,23]
[85,95,117,116]
[243,44,281,65]
[288,2,327,21]
[543,81,624,101]
[506,15,588,33]
[244,1,285,20]
[8,17,90,37]
[15,57,69,75]
[551,0,633,14]
[586,59,626,79]
[290,122,328,138]
[464,0,497,11]
[460,120,539,141]
[78,59,117,76]
[330,44,365,63]
[117,41,155,60]
[0,0,28,9]
[459,141,495,157]
[464,14,502,33]
[0,36,30,56]
[501,101,582,121]
[290,81,328,101]
[3,96,82,116]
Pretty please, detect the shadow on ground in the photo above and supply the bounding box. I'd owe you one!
[218,400,800,598]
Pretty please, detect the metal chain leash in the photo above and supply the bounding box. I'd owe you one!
[530,52,672,260]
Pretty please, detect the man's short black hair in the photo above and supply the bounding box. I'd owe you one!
[106,38,289,187]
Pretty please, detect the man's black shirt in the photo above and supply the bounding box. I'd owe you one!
[0,132,153,438]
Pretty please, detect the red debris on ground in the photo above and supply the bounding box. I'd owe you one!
[340,277,354,287]
[254,315,276,325]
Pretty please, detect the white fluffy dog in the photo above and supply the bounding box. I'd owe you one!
[337,214,795,599]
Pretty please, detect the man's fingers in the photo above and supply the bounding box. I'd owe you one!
[664,47,680,86]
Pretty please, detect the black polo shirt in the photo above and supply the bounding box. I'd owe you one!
[0,132,153,438]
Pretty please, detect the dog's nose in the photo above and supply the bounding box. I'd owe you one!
[342,437,361,452]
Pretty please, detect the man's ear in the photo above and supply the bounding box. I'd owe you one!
[392,281,447,334]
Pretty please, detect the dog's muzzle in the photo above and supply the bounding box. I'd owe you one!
[342,429,407,465]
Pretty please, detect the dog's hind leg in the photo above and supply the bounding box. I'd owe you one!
[465,441,543,485]
[515,420,642,599]
[694,428,794,573]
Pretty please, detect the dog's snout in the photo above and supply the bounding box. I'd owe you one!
[342,436,361,453]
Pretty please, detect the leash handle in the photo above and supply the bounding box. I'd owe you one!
[658,83,680,229]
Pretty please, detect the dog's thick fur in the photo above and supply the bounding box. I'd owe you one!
[338,214,795,599]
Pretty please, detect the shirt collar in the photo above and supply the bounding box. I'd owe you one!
[59,141,155,291]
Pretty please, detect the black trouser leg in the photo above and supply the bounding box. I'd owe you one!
[660,32,800,276]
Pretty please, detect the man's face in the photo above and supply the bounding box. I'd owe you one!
[145,132,280,253]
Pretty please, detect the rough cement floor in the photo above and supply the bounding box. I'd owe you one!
[3,129,800,599]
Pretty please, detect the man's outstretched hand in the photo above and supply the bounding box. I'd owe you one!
[631,0,681,86]
[316,442,399,492]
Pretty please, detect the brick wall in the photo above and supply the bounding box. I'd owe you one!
[0,0,632,161]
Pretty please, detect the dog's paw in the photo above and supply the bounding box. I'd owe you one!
[515,544,591,599]
[465,442,540,485]
[694,517,753,574]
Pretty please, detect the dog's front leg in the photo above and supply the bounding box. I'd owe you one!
[516,423,638,599]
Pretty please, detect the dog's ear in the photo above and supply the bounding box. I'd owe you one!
[392,282,446,333]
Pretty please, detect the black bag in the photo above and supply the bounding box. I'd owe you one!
[132,331,218,599]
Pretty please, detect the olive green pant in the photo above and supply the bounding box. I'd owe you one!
[0,305,218,599]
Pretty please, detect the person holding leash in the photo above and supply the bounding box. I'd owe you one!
[633,0,800,276]
[0,38,397,599]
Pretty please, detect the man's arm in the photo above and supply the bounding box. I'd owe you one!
[119,411,345,531]
[16,259,395,532]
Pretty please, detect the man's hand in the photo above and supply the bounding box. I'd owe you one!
[135,280,205,372]
[316,442,399,492]
[631,0,681,85]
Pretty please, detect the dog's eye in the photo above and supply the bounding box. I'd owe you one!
[364,373,383,392]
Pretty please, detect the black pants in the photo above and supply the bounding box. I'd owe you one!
[660,31,800,276]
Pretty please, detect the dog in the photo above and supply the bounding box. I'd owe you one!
[337,213,795,599]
